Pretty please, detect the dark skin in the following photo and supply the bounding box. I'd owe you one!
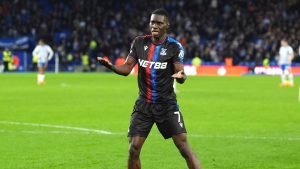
[97,14,186,82]
[97,14,201,169]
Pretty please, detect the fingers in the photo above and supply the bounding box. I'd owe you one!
[97,56,110,63]
[97,56,113,70]
[172,75,183,78]
[172,72,183,78]
[97,57,108,64]
[172,70,184,78]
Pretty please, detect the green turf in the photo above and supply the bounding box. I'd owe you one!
[0,73,299,169]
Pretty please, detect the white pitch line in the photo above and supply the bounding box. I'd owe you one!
[1,129,101,135]
[0,121,112,135]
[21,130,90,134]
[1,121,300,141]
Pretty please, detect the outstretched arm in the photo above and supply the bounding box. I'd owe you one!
[97,56,136,76]
[172,63,187,84]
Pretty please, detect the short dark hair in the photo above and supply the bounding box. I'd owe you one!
[151,8,169,20]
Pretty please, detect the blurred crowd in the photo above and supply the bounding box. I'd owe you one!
[1,0,300,69]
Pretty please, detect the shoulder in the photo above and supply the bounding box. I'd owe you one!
[166,36,184,51]
[133,35,152,43]
[34,45,41,49]
[130,35,152,49]
[135,35,152,40]
[166,37,185,61]
[46,45,52,49]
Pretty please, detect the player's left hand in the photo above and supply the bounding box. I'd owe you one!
[172,70,185,79]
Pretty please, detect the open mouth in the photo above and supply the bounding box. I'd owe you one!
[151,30,159,36]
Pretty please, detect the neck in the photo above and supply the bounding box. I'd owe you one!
[152,35,167,44]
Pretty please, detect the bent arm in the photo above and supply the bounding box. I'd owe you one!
[289,52,294,61]
[112,56,136,76]
[47,46,54,61]
[173,63,187,84]
[32,47,38,57]
[97,56,136,76]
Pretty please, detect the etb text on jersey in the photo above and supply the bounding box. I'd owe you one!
[138,59,167,69]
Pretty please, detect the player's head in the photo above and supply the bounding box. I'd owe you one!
[38,39,45,45]
[149,8,170,38]
[280,38,288,46]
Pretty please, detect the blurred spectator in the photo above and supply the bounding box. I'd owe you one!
[0,0,300,67]
[263,57,270,67]
[66,52,74,71]
[12,54,20,71]
[31,53,38,71]
[2,48,12,72]
[81,52,89,72]
[192,56,201,67]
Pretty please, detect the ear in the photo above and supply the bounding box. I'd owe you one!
[166,19,170,29]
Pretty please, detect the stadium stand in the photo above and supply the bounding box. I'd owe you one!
[0,0,300,71]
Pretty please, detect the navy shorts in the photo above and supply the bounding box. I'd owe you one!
[128,99,187,139]
[38,62,47,68]
[280,64,291,71]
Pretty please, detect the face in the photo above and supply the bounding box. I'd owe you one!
[39,40,45,45]
[281,40,287,46]
[149,14,169,38]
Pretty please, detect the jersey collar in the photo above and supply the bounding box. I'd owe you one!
[151,35,167,45]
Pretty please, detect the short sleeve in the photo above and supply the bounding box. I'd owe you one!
[288,47,294,55]
[127,38,138,62]
[173,42,185,64]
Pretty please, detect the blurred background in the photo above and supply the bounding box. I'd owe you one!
[1,1,300,169]
[0,0,300,74]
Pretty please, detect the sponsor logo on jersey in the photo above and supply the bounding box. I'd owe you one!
[178,50,184,60]
[138,59,167,69]
[160,48,167,55]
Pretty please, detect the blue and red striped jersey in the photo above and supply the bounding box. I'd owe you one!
[127,35,184,103]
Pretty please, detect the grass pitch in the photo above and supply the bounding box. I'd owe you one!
[0,73,299,169]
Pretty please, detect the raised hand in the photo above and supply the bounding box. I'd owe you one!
[97,57,113,69]
[172,70,184,79]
